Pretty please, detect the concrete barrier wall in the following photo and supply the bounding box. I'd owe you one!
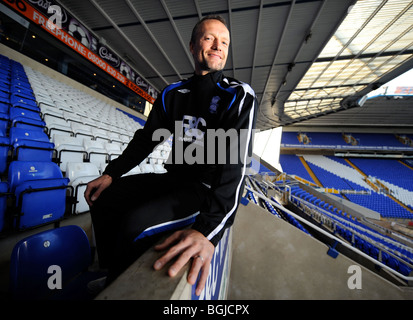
[96,227,233,300]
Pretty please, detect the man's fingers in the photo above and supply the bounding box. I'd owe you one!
[167,247,197,277]
[154,231,183,251]
[195,260,211,296]
[84,174,112,206]
[187,255,204,285]
[153,229,215,296]
[153,232,186,270]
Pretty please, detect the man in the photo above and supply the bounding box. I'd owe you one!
[85,15,257,296]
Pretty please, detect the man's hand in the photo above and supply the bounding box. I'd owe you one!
[84,174,113,206]
[153,229,214,296]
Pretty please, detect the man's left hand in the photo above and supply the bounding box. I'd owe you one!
[153,229,214,296]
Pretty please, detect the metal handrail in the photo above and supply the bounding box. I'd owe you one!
[244,185,413,282]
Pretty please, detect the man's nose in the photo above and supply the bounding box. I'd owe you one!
[212,39,221,51]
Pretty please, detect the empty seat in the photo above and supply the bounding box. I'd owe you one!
[153,163,167,174]
[122,165,141,176]
[0,136,10,174]
[0,111,9,134]
[9,127,54,162]
[139,160,154,173]
[9,225,104,300]
[43,114,72,137]
[92,127,110,142]
[107,131,122,143]
[105,142,122,161]
[71,122,93,140]
[66,162,100,214]
[9,106,42,122]
[0,182,9,232]
[11,116,46,131]
[83,139,107,167]
[8,161,69,230]
[53,135,87,171]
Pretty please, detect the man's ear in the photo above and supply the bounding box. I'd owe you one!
[189,41,195,55]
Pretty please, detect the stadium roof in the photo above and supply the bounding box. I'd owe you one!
[56,0,413,130]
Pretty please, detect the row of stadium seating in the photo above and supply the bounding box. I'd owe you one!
[0,53,157,300]
[288,185,413,278]
[245,178,310,236]
[0,54,169,234]
[242,159,413,282]
[279,154,413,219]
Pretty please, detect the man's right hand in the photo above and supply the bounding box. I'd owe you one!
[84,174,113,206]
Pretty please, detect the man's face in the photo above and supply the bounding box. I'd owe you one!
[190,19,230,76]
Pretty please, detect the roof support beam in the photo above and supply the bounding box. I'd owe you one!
[124,0,183,80]
[193,0,203,19]
[88,0,168,88]
[250,0,264,87]
[227,0,236,78]
[258,0,296,127]
[159,0,194,70]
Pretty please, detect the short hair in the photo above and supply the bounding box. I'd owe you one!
[190,15,228,45]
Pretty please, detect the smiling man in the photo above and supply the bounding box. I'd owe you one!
[85,15,257,297]
[190,17,230,75]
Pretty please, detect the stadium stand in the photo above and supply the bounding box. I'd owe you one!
[236,139,413,290]
[0,53,157,235]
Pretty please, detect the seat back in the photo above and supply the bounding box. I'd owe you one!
[9,225,91,299]
[8,161,68,229]
[13,139,54,162]
[9,127,50,145]
[0,137,10,174]
[66,162,100,214]
[9,106,42,121]
[8,161,63,192]
[53,135,84,150]
[0,182,9,232]
[66,162,100,182]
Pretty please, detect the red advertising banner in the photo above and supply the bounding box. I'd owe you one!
[2,0,156,104]
[395,87,413,95]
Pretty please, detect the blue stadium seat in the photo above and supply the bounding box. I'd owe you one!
[0,101,9,113]
[0,182,9,232]
[8,161,69,229]
[9,225,104,300]
[9,106,42,123]
[10,127,54,162]
[12,139,54,162]
[9,127,50,145]
[0,111,9,134]
[11,116,46,131]
[0,136,10,174]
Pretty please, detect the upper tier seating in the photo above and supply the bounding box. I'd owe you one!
[280,154,413,220]
[281,131,413,150]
